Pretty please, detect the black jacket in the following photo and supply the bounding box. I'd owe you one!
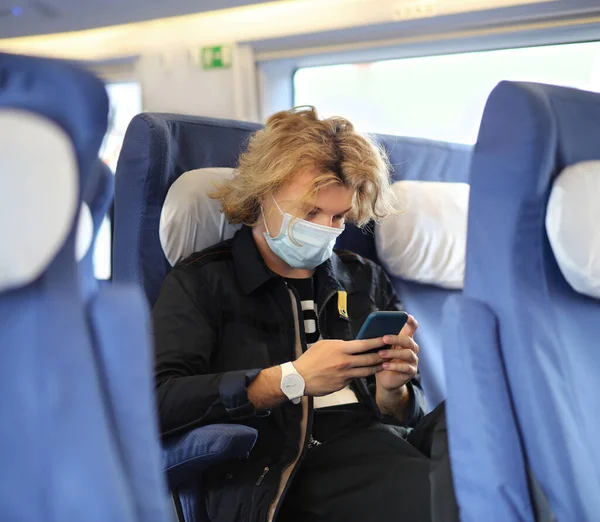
[152,225,426,522]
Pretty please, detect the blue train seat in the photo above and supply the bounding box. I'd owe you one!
[79,159,173,522]
[113,114,261,305]
[0,52,139,522]
[444,81,600,522]
[113,114,263,521]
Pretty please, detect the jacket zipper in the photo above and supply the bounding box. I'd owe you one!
[256,467,270,486]
[264,282,312,522]
[316,289,337,340]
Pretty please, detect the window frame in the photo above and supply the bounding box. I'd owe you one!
[257,18,600,120]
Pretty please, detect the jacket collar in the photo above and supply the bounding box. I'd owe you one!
[232,225,278,295]
[232,225,356,298]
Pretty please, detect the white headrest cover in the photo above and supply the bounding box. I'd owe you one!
[376,181,469,289]
[160,168,241,266]
[0,109,78,292]
[75,203,94,262]
[546,161,600,299]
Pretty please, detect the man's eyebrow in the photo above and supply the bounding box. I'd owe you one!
[311,206,352,214]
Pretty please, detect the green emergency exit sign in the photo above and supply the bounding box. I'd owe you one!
[201,45,232,70]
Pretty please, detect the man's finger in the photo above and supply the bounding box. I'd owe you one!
[351,353,385,368]
[399,314,418,338]
[345,337,385,354]
[381,362,417,374]
[381,335,419,354]
[378,349,418,364]
[347,364,384,379]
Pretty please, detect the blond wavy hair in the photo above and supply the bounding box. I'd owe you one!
[210,106,394,228]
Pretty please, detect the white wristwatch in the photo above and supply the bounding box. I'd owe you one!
[280,362,305,404]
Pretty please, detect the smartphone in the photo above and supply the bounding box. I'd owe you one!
[355,311,409,354]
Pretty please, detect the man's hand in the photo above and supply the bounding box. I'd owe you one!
[295,338,386,397]
[375,315,419,419]
[249,338,386,410]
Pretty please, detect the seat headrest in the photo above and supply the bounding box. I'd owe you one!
[376,181,469,289]
[159,168,241,266]
[546,161,600,299]
[0,109,78,292]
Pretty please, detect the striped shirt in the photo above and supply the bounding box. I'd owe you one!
[285,277,358,408]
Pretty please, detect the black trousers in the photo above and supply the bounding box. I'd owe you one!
[278,402,458,522]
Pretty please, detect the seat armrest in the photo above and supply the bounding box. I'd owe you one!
[163,424,258,489]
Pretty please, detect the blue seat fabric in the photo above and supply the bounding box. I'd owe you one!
[446,81,600,521]
[0,52,138,522]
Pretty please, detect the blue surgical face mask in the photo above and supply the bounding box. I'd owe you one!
[262,197,345,270]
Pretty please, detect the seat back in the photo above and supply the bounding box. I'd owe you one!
[443,296,536,522]
[86,278,171,522]
[458,81,600,521]
[114,114,472,409]
[81,128,171,522]
[0,52,136,522]
[113,114,261,305]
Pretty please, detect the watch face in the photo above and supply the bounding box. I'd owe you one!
[283,375,303,393]
[282,374,304,395]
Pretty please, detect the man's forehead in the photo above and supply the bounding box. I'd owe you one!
[276,170,353,206]
[280,191,353,213]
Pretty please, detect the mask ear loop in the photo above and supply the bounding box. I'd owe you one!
[272,196,298,244]
[263,196,292,241]
[267,195,303,246]
[261,205,273,238]
[262,196,286,238]
[271,195,285,214]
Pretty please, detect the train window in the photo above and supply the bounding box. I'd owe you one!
[95,81,142,280]
[101,82,143,171]
[294,41,600,144]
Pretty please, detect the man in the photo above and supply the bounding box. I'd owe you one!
[153,106,456,522]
